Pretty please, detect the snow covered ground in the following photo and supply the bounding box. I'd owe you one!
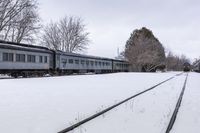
[0,72,198,133]
[68,73,187,133]
[170,72,200,133]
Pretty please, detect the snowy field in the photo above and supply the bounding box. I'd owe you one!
[171,72,200,133]
[0,72,199,133]
[69,74,186,133]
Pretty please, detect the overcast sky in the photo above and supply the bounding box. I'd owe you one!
[38,0,200,60]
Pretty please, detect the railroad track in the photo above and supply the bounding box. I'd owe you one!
[165,73,188,133]
[58,73,183,133]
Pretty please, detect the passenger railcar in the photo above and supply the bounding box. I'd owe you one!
[0,40,130,77]
[183,62,191,72]
[55,51,113,74]
[0,40,53,77]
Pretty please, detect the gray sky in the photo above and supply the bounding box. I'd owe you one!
[38,0,200,60]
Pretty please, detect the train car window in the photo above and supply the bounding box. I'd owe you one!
[90,61,94,66]
[21,54,25,62]
[86,60,89,65]
[3,53,8,61]
[39,56,43,63]
[99,62,101,66]
[95,61,98,66]
[44,56,48,63]
[69,59,73,64]
[27,55,35,63]
[102,62,105,66]
[81,60,85,65]
[8,53,13,61]
[27,55,31,62]
[75,60,79,64]
[3,53,13,62]
[16,54,20,62]
[16,54,25,62]
[31,55,35,62]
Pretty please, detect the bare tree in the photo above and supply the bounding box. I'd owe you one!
[166,51,190,71]
[41,22,61,50]
[41,16,89,53]
[0,0,40,43]
[124,27,166,72]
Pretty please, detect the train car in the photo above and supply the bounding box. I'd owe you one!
[54,51,113,74]
[183,62,191,72]
[112,59,130,72]
[0,40,130,77]
[0,40,53,77]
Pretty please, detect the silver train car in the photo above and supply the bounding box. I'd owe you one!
[55,51,113,74]
[0,40,130,77]
[0,40,53,77]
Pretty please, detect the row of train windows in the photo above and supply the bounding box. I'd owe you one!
[65,59,110,66]
[2,53,48,63]
[116,63,129,68]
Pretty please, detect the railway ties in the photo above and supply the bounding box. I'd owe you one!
[165,73,188,133]
[58,73,184,133]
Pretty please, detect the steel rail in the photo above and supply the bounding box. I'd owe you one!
[165,73,188,133]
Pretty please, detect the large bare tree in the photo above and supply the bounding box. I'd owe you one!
[41,16,89,53]
[0,0,40,43]
[124,27,166,72]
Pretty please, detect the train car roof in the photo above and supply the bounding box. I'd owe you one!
[56,50,128,63]
[0,40,52,53]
